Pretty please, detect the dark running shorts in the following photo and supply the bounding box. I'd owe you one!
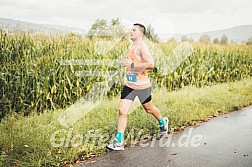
[120,85,152,104]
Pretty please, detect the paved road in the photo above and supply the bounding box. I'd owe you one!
[75,106,252,167]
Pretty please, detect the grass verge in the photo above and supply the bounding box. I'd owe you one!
[1,77,252,166]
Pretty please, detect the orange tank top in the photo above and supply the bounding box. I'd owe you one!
[125,43,151,90]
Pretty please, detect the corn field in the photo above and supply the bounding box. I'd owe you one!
[0,31,252,119]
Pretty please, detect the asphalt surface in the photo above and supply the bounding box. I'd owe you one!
[75,106,252,167]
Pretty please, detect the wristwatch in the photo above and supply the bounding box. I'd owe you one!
[130,62,135,68]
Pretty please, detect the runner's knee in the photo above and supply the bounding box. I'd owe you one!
[119,109,128,115]
[145,108,153,114]
[145,106,158,114]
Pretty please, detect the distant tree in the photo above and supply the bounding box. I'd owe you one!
[199,34,211,44]
[167,37,178,43]
[213,38,220,44]
[181,36,188,42]
[145,24,159,42]
[110,18,128,38]
[87,18,127,39]
[189,37,194,42]
[220,34,228,45]
[230,39,236,45]
[111,18,120,26]
[246,36,252,45]
[87,19,107,38]
[241,40,247,45]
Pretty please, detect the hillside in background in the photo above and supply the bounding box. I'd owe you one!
[0,17,85,35]
[174,25,252,43]
[0,17,251,43]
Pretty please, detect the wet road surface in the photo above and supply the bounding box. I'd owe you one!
[75,106,252,167]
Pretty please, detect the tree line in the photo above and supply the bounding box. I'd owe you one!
[87,18,252,45]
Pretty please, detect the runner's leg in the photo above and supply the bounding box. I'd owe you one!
[142,101,169,135]
[117,99,133,133]
[142,100,162,120]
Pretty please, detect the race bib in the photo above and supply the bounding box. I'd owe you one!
[126,72,137,83]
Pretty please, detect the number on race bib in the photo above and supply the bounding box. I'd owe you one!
[126,73,137,83]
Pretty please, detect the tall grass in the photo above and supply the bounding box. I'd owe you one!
[0,30,252,166]
[0,77,252,166]
[0,31,252,119]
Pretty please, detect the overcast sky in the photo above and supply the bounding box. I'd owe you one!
[0,0,251,36]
